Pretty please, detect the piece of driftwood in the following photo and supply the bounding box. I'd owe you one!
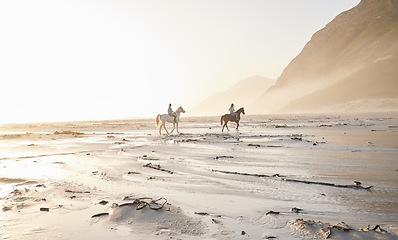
[65,189,90,194]
[214,156,234,160]
[212,169,269,178]
[194,212,222,217]
[91,197,168,218]
[265,210,280,215]
[143,163,173,174]
[91,212,109,218]
[275,175,373,190]
[212,169,373,190]
[40,207,49,212]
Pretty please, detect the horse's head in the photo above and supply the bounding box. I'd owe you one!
[237,107,245,115]
[177,106,186,113]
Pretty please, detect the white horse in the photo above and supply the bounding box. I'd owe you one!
[156,106,185,135]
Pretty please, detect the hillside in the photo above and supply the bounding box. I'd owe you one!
[252,0,398,113]
[191,76,275,116]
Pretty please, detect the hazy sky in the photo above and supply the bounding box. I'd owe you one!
[0,0,360,123]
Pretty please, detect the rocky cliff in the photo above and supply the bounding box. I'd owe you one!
[252,0,398,113]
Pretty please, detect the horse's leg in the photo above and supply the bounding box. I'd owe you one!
[236,121,239,131]
[222,120,228,132]
[170,122,175,134]
[176,122,179,134]
[163,123,169,135]
[225,121,229,131]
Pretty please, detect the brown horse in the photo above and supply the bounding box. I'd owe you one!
[221,107,245,132]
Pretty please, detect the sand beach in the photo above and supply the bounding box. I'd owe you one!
[0,112,397,239]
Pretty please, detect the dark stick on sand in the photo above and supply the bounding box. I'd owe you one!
[144,163,174,174]
[212,169,373,190]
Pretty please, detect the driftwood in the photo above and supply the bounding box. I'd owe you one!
[275,174,373,190]
[91,197,167,218]
[194,212,222,218]
[65,189,90,194]
[214,156,234,160]
[212,169,269,178]
[265,210,280,215]
[144,163,173,174]
[91,212,109,218]
[212,169,373,190]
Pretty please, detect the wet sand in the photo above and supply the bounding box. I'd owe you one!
[0,112,397,239]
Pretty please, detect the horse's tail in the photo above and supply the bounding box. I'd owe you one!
[156,114,161,128]
[221,115,224,125]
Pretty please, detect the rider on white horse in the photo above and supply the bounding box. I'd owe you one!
[168,103,176,122]
[156,106,185,135]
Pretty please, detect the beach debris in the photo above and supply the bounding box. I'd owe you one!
[212,169,373,190]
[194,212,222,218]
[140,155,160,161]
[318,124,333,127]
[263,235,277,239]
[11,189,22,195]
[214,155,234,160]
[265,210,280,215]
[98,200,108,205]
[179,138,201,142]
[291,134,303,141]
[2,206,12,212]
[91,212,109,218]
[212,169,269,177]
[290,207,302,213]
[144,163,173,174]
[65,189,90,194]
[241,230,246,235]
[40,207,49,212]
[194,212,209,216]
[127,171,140,175]
[54,130,83,135]
[274,174,373,190]
[118,197,167,210]
[248,143,261,147]
[211,218,218,224]
[91,197,168,218]
[354,180,361,186]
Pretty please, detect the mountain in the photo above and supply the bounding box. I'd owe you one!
[251,0,398,113]
[191,76,275,116]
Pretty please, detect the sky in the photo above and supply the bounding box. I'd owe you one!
[0,0,360,124]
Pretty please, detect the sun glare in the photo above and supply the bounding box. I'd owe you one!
[0,1,190,124]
